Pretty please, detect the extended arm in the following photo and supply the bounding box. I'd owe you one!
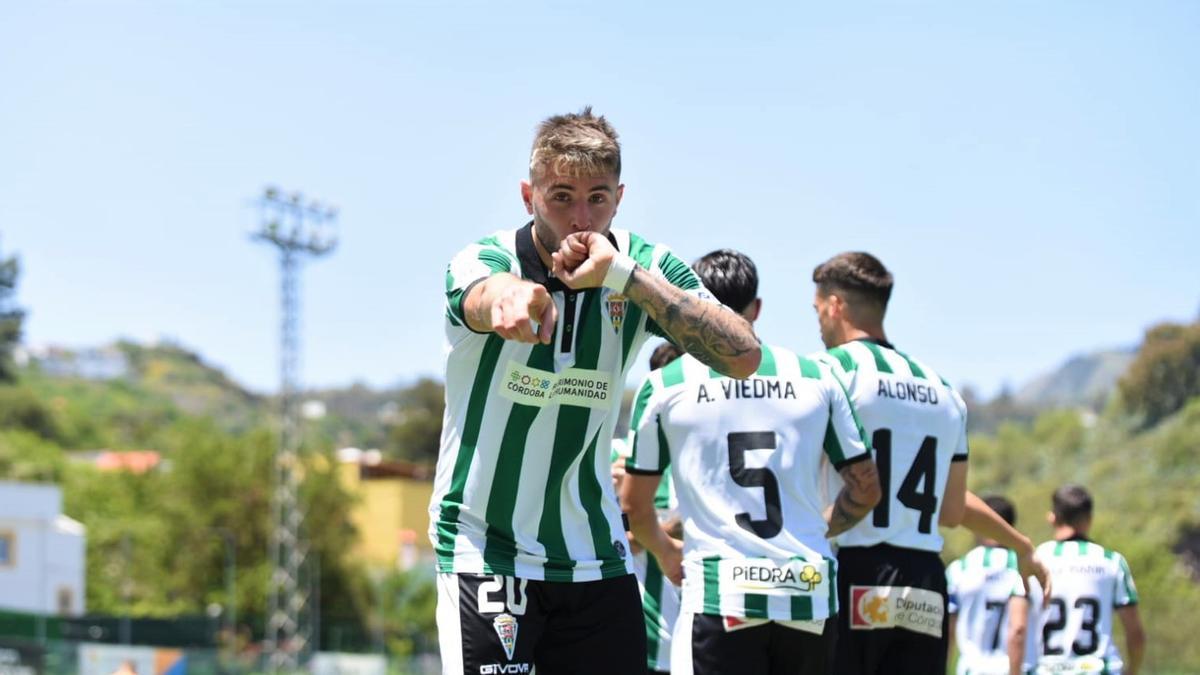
[463,273,557,343]
[825,458,882,537]
[959,491,1051,602]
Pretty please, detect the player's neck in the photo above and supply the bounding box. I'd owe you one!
[1053,526,1089,542]
[841,325,889,346]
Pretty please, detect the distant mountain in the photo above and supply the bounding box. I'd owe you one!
[1014,348,1136,410]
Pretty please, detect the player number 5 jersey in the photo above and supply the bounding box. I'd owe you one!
[627,344,871,622]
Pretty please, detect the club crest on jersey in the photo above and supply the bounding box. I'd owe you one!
[606,294,626,333]
[492,613,518,661]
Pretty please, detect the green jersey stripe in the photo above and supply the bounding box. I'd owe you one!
[744,594,769,619]
[895,350,927,380]
[757,345,777,376]
[653,471,672,509]
[822,410,847,465]
[477,248,513,274]
[797,355,821,380]
[984,547,995,567]
[536,291,604,581]
[658,252,702,291]
[661,357,686,388]
[859,341,894,374]
[643,555,665,665]
[1054,541,1066,556]
[483,342,556,573]
[655,418,671,475]
[826,346,857,373]
[791,594,814,621]
[703,557,721,614]
[435,334,505,567]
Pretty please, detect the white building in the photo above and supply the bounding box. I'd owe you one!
[0,481,86,616]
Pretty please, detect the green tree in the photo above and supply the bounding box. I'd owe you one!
[384,378,443,463]
[0,245,24,383]
[1118,320,1200,427]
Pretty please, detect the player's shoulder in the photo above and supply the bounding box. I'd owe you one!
[648,352,712,391]
[466,228,519,254]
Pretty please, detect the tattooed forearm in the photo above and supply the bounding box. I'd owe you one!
[625,267,761,377]
[826,459,882,537]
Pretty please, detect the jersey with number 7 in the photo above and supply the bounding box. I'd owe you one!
[815,339,969,551]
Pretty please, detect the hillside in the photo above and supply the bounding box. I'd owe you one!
[1015,348,1136,409]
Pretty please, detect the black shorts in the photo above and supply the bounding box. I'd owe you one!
[834,544,950,675]
[436,572,646,675]
[675,612,836,675]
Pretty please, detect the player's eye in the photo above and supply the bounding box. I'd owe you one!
[551,192,571,203]
[588,194,607,204]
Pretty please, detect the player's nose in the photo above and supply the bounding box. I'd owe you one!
[570,201,592,231]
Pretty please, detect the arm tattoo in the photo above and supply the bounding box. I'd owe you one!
[826,460,880,537]
[625,267,759,376]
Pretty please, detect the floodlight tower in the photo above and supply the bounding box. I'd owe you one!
[253,186,338,672]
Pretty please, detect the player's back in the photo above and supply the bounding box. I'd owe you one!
[817,338,969,551]
[1028,539,1138,674]
[946,545,1026,675]
[627,343,868,621]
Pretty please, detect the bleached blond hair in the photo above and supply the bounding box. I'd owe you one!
[529,106,622,179]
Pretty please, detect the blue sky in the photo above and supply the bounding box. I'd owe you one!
[1,2,1197,396]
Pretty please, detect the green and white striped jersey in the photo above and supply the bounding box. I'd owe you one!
[626,345,871,621]
[632,548,680,672]
[1027,539,1138,675]
[432,223,714,582]
[946,545,1027,675]
[814,339,969,552]
[612,437,679,672]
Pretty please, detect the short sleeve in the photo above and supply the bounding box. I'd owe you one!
[950,388,970,462]
[1006,550,1027,598]
[626,373,671,475]
[1114,553,1139,607]
[445,238,516,330]
[821,362,871,471]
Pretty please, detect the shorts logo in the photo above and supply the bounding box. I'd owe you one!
[849,585,943,638]
[612,539,627,558]
[606,294,626,333]
[492,613,518,661]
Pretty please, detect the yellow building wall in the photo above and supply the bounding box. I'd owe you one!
[340,463,434,569]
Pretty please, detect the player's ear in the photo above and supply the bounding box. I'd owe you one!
[521,180,534,214]
[1045,511,1055,526]
[744,298,762,322]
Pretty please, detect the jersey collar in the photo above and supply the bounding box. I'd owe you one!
[854,336,896,350]
[515,221,619,294]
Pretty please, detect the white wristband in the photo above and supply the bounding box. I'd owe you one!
[602,253,637,292]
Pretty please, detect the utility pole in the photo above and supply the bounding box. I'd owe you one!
[253,186,337,672]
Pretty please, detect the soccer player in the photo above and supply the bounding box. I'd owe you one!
[946,494,1029,675]
[622,249,881,675]
[613,341,683,675]
[432,109,761,675]
[810,252,1050,675]
[1028,485,1146,675]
